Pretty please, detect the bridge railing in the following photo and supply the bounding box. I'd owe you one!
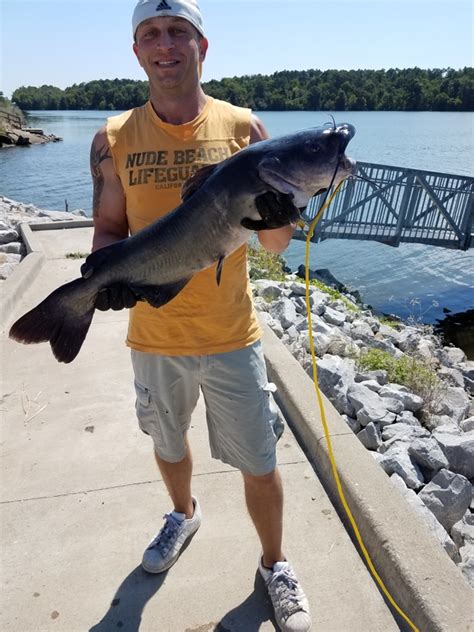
[296,161,474,250]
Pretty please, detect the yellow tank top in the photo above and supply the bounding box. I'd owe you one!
[106,97,262,355]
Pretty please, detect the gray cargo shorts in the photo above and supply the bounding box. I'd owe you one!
[131,340,284,476]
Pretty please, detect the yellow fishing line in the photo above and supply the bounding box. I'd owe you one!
[302,181,419,632]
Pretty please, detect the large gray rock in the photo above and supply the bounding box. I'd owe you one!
[355,370,388,385]
[416,338,438,364]
[0,228,19,244]
[397,327,422,353]
[437,367,466,389]
[326,329,354,357]
[408,437,449,471]
[357,422,382,450]
[433,431,474,478]
[316,355,355,391]
[0,241,23,255]
[378,384,424,412]
[390,474,460,561]
[258,312,284,339]
[330,383,357,417]
[460,416,474,433]
[377,323,402,345]
[293,296,308,315]
[432,387,471,424]
[309,290,328,316]
[0,263,17,280]
[359,335,404,358]
[451,511,474,548]
[304,332,330,357]
[382,423,429,443]
[381,397,405,414]
[443,346,467,366]
[418,469,472,531]
[346,383,394,426]
[0,252,21,264]
[270,297,297,329]
[287,281,307,297]
[341,414,361,434]
[379,444,425,489]
[457,361,474,394]
[322,305,346,326]
[253,280,283,302]
[283,324,299,344]
[396,410,422,427]
[358,379,382,393]
[349,319,374,340]
[311,315,333,336]
[314,355,356,417]
[425,414,460,432]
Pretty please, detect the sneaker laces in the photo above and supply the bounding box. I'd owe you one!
[267,568,305,620]
[147,513,181,557]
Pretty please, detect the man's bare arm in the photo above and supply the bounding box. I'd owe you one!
[250,115,296,254]
[90,126,129,252]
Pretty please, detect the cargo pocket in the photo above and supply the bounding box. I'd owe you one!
[262,382,285,444]
[134,380,161,443]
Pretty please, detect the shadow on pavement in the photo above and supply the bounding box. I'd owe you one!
[215,571,275,631]
[89,568,275,632]
[89,565,168,632]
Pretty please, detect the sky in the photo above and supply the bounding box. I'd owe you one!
[1,0,473,98]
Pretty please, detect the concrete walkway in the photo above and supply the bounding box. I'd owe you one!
[1,225,403,631]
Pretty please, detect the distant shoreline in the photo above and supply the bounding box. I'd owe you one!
[11,68,474,112]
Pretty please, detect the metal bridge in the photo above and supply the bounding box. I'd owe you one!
[297,161,474,250]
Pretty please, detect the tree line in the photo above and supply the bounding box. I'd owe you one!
[11,67,473,112]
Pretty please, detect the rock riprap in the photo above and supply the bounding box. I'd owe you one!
[0,196,86,280]
[253,278,474,586]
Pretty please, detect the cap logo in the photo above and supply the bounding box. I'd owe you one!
[156,0,172,11]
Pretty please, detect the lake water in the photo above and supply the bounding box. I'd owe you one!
[1,110,473,346]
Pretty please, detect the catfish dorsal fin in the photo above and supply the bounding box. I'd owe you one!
[181,163,219,201]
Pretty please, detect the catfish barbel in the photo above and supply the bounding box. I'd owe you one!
[10,123,356,363]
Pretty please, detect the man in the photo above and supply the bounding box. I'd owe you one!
[89,1,311,630]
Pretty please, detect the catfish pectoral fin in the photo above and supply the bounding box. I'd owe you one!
[9,277,96,363]
[131,278,192,309]
[216,256,225,286]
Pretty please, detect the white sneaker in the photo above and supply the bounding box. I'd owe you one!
[142,497,201,573]
[259,557,312,632]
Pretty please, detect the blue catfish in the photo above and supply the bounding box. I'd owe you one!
[10,123,356,363]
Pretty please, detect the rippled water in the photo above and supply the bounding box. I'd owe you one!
[1,110,473,342]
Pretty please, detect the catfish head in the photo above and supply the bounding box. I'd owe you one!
[256,123,356,208]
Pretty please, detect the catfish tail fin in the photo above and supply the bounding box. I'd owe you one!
[9,277,96,363]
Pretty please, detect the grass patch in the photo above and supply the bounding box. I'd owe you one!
[247,244,288,281]
[379,316,401,329]
[357,348,441,408]
[66,251,89,259]
[310,279,359,312]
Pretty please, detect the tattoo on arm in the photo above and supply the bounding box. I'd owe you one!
[90,142,111,217]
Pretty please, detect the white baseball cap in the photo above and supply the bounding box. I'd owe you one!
[133,0,205,37]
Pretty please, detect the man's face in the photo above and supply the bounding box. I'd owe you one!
[133,16,208,92]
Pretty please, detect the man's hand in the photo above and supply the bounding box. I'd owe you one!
[80,260,139,311]
[94,284,139,311]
